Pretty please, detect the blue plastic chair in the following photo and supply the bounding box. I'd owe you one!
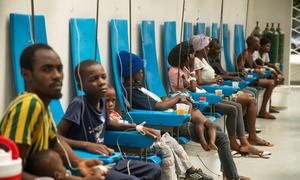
[9,13,64,125]
[211,23,218,39]
[70,18,162,164]
[70,18,101,96]
[110,19,190,129]
[195,22,206,35]
[183,22,193,42]
[141,20,209,112]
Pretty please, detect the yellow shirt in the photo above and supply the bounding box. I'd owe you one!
[0,92,57,164]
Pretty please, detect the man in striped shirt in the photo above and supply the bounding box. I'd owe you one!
[0,44,106,180]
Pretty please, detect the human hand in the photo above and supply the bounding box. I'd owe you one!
[143,127,161,141]
[234,77,243,82]
[77,159,107,178]
[240,71,248,78]
[84,142,114,156]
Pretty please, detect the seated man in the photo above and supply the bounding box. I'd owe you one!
[237,36,277,119]
[117,50,249,180]
[0,44,106,179]
[207,38,257,98]
[252,37,284,86]
[57,60,161,180]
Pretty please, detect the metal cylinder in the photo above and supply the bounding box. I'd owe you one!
[276,23,285,64]
[263,23,279,63]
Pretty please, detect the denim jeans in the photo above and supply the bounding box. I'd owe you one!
[180,122,239,180]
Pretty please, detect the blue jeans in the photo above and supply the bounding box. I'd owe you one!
[107,159,161,180]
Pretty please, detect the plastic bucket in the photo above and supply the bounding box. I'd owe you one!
[0,136,22,180]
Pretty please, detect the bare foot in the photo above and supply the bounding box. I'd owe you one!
[230,138,241,152]
[248,137,274,147]
[239,145,262,155]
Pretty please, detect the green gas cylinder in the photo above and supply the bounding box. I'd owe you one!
[252,21,262,38]
[263,23,279,63]
[276,23,285,64]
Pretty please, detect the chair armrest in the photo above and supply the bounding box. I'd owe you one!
[73,150,122,165]
[125,110,190,126]
[189,92,222,104]
[193,101,209,111]
[221,80,249,89]
[104,130,157,148]
[202,85,238,96]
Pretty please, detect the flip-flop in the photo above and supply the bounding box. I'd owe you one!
[231,150,242,158]
[258,112,276,120]
[247,151,271,159]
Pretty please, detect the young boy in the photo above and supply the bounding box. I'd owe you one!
[57,60,161,180]
[105,85,213,180]
[117,51,245,180]
[25,150,107,180]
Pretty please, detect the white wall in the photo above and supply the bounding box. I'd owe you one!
[0,0,293,115]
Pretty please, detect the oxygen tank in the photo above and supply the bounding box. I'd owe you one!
[252,21,262,38]
[276,23,285,64]
[263,23,279,63]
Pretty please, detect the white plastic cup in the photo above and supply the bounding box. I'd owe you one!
[176,103,189,114]
[232,81,239,88]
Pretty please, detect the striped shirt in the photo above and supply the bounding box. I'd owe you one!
[0,92,57,164]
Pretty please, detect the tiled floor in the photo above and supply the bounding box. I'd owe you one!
[186,87,300,180]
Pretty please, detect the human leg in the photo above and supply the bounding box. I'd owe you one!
[257,79,275,117]
[109,160,161,180]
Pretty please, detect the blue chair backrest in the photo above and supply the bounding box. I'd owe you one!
[223,24,235,72]
[141,20,167,97]
[195,22,206,35]
[70,18,101,96]
[10,13,64,124]
[240,24,245,51]
[183,22,193,41]
[211,23,218,39]
[163,21,177,92]
[110,19,130,113]
[234,24,245,58]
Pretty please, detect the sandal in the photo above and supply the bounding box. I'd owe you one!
[258,112,276,119]
[247,151,271,159]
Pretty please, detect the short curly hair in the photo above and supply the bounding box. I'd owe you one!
[20,43,55,71]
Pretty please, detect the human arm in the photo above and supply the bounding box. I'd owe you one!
[57,119,114,156]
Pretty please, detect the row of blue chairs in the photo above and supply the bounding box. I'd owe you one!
[8,14,264,166]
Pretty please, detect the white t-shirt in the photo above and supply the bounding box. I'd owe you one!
[194,57,215,80]
[252,51,270,63]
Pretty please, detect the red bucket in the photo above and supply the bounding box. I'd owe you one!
[0,136,22,180]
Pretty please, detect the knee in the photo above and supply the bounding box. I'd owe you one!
[268,80,275,88]
[150,163,162,179]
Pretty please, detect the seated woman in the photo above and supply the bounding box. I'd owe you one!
[168,40,272,157]
[237,36,277,119]
[118,50,248,180]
